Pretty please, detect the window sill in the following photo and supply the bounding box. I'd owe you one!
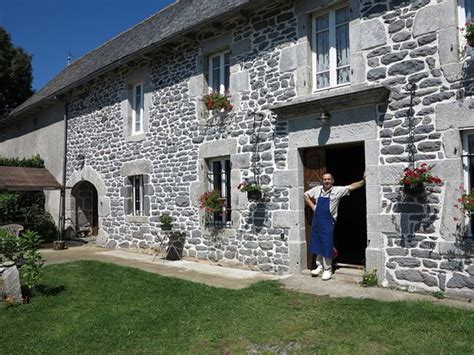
[126,133,146,142]
[125,215,149,223]
[268,83,390,118]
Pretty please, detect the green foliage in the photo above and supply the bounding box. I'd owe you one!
[0,154,44,167]
[0,229,19,261]
[0,229,43,290]
[432,291,445,299]
[361,268,378,287]
[0,153,57,241]
[240,183,262,192]
[0,193,20,223]
[0,27,34,119]
[202,91,233,111]
[21,204,57,242]
[18,230,43,290]
[199,190,225,213]
[159,212,173,226]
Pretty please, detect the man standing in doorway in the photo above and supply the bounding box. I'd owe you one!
[303,172,366,280]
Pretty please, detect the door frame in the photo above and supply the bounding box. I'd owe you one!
[279,106,382,275]
[302,143,367,269]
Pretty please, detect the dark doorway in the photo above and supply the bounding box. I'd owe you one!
[71,181,99,237]
[302,143,366,269]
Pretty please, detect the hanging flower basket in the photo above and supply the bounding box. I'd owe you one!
[400,163,442,196]
[247,190,262,201]
[237,181,262,201]
[402,183,425,196]
[464,21,474,47]
[467,33,474,47]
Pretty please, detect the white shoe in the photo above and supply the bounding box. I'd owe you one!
[322,270,332,281]
[311,264,323,276]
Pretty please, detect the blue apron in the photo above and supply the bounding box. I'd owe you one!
[309,192,335,259]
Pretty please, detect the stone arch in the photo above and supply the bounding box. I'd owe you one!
[66,166,110,246]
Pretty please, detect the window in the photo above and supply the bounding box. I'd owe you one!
[462,132,474,235]
[131,175,144,216]
[132,83,144,134]
[458,0,474,54]
[312,7,350,90]
[207,158,232,227]
[208,52,230,94]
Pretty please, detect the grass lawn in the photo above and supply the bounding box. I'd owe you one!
[1,261,473,354]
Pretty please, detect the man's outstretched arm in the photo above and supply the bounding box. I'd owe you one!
[348,172,366,192]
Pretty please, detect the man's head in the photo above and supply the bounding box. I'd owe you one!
[322,173,334,190]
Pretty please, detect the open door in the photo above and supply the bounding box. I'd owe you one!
[303,144,366,269]
[303,148,326,269]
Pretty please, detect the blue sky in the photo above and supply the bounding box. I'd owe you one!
[1,0,174,91]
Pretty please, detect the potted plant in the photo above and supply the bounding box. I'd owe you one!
[400,162,442,196]
[464,20,474,47]
[238,181,262,201]
[202,91,233,112]
[159,212,173,231]
[199,190,225,213]
[455,188,474,217]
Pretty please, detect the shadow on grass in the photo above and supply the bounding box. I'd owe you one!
[21,284,66,301]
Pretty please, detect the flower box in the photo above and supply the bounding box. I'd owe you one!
[202,91,233,112]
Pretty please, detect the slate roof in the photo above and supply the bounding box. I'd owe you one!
[9,0,251,119]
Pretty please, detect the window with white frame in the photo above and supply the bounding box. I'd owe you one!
[131,175,144,216]
[132,83,144,135]
[458,0,474,54]
[207,158,232,227]
[462,132,474,235]
[312,7,350,90]
[208,52,230,94]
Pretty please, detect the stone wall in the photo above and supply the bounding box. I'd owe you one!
[357,0,473,297]
[65,1,298,273]
[62,0,474,296]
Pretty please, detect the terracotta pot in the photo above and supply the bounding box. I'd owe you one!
[403,183,425,196]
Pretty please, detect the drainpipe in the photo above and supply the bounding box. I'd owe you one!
[54,100,68,250]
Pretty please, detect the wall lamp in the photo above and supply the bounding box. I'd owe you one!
[317,110,331,125]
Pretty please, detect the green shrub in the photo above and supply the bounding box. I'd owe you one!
[0,229,43,289]
[0,194,20,223]
[21,206,57,242]
[0,154,44,168]
[18,230,43,289]
[361,268,378,287]
[0,229,20,262]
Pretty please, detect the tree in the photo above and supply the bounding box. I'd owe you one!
[0,27,34,119]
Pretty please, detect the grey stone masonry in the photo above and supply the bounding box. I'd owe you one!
[56,0,474,298]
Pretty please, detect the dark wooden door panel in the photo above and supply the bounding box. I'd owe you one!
[303,147,326,269]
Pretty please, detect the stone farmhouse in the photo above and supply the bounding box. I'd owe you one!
[1,0,473,298]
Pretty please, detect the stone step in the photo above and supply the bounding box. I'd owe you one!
[333,267,363,284]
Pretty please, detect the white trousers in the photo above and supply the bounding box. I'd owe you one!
[316,255,332,271]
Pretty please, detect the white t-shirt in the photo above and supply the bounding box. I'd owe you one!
[304,185,350,221]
